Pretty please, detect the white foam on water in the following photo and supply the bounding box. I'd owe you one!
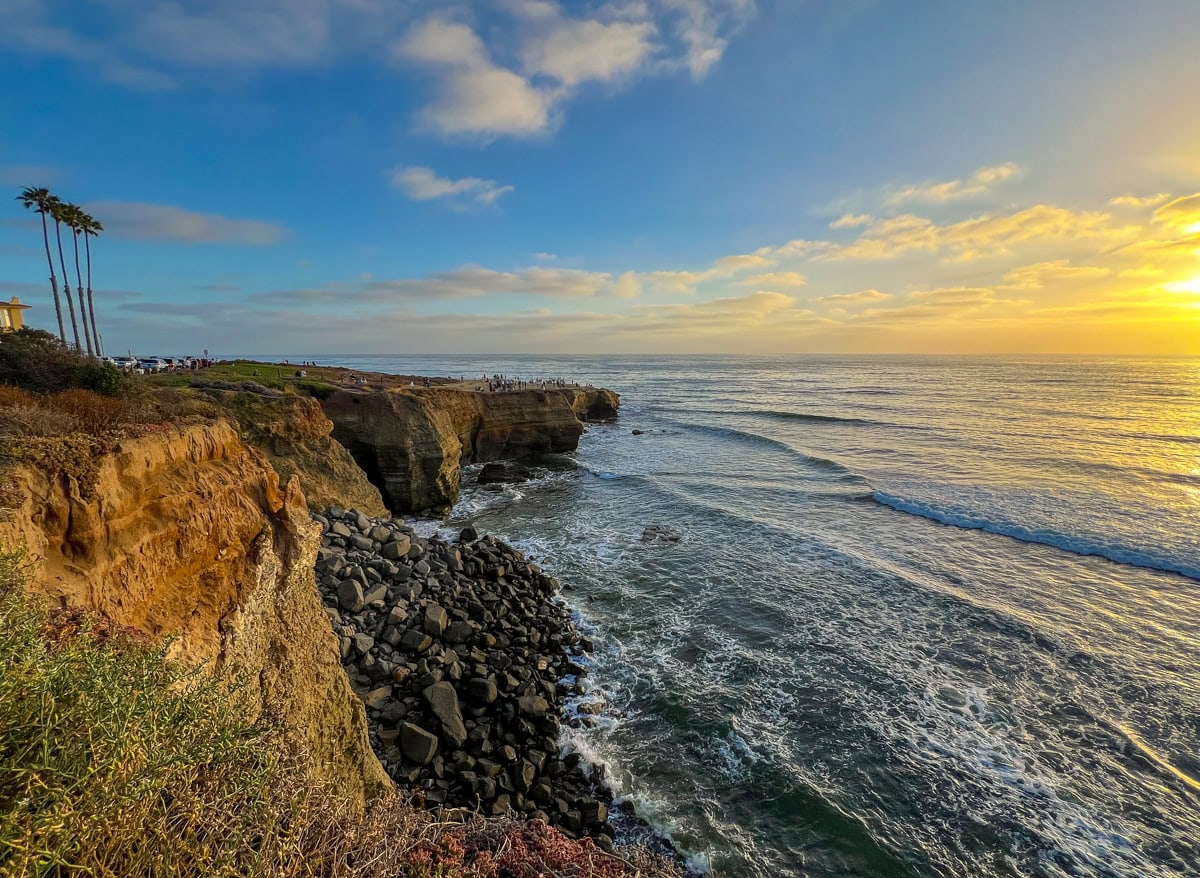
[873,491,1200,581]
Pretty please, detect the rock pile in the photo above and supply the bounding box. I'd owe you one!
[312,506,613,844]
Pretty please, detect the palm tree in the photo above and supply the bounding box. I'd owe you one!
[48,197,81,352]
[64,204,93,356]
[15,187,67,344]
[83,213,103,357]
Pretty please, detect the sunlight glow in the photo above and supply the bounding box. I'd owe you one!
[1186,221,1200,235]
[1165,276,1200,294]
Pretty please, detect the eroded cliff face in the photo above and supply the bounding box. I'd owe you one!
[321,386,618,514]
[203,389,387,517]
[0,422,390,808]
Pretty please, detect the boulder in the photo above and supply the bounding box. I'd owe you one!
[517,694,550,717]
[424,604,449,636]
[399,722,439,765]
[337,578,364,612]
[422,682,468,747]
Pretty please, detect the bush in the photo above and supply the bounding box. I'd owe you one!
[43,388,138,434]
[0,329,126,396]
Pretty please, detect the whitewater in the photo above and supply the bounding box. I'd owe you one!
[276,353,1200,877]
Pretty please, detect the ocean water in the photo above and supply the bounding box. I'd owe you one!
[266,354,1199,877]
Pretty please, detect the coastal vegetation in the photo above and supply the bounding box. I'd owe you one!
[0,548,677,877]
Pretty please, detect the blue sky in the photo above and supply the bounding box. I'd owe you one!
[2,0,1199,355]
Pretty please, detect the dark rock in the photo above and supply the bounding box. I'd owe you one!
[466,677,498,704]
[517,694,550,717]
[400,630,433,652]
[422,682,468,747]
[399,722,438,765]
[424,604,449,636]
[337,579,365,612]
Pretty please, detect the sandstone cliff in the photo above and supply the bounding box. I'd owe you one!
[202,388,387,516]
[321,386,619,513]
[0,422,390,809]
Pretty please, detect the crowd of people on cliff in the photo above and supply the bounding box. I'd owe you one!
[473,374,582,393]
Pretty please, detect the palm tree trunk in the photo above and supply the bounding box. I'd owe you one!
[85,234,101,357]
[54,221,81,352]
[71,232,93,356]
[40,213,67,344]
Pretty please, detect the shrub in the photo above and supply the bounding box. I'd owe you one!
[44,388,138,434]
[0,329,126,396]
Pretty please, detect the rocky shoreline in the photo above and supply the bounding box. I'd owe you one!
[313,505,621,849]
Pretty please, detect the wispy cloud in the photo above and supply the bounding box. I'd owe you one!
[1110,193,1171,208]
[86,201,288,245]
[816,288,892,305]
[391,166,514,208]
[0,164,63,186]
[1002,259,1111,289]
[884,162,1024,206]
[738,271,806,287]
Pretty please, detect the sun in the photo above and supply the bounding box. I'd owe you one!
[1186,221,1200,235]
[1165,276,1200,294]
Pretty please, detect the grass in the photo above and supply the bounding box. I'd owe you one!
[0,548,682,878]
[148,361,339,396]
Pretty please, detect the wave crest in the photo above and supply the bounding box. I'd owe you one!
[872,492,1200,581]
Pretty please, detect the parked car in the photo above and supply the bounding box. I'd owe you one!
[137,358,168,374]
[111,356,139,372]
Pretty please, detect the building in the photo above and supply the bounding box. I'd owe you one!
[0,297,30,332]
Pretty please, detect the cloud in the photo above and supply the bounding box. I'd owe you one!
[856,287,1021,325]
[1110,193,1171,208]
[86,201,288,245]
[390,166,514,207]
[520,18,659,87]
[659,0,755,79]
[714,252,774,271]
[0,164,63,186]
[816,288,892,305]
[738,271,806,287]
[532,252,557,261]
[884,162,1023,206]
[1002,259,1111,289]
[1152,193,1200,232]
[263,265,616,305]
[394,18,552,137]
[395,3,752,139]
[816,204,1137,262]
[831,213,872,229]
[5,2,753,138]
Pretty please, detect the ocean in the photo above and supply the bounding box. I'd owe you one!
[260,354,1200,877]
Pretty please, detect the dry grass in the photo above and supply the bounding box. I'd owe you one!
[0,550,682,878]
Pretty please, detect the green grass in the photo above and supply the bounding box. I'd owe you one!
[146,361,338,396]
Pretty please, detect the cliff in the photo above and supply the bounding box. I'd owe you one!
[321,386,619,513]
[0,421,390,808]
[201,388,387,516]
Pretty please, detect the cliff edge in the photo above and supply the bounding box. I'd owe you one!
[321,386,619,513]
[0,421,390,808]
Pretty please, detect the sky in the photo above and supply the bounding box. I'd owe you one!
[1,0,1199,356]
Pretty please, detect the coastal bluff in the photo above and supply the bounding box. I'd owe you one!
[321,385,619,514]
[0,421,390,808]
